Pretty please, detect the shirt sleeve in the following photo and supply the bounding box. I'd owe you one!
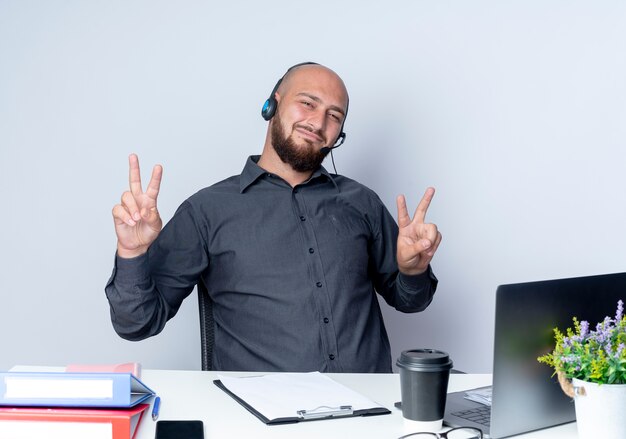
[368,195,439,313]
[104,201,208,341]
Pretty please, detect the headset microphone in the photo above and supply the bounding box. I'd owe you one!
[320,132,346,154]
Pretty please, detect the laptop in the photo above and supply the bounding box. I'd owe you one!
[443,272,626,438]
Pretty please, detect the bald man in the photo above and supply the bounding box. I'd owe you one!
[106,63,441,372]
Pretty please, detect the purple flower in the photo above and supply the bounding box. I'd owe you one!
[616,300,624,322]
[591,321,612,344]
[559,354,579,364]
[605,342,613,357]
[580,320,589,338]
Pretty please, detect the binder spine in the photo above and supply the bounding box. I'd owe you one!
[0,372,147,407]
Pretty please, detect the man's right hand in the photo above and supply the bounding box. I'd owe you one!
[112,154,163,259]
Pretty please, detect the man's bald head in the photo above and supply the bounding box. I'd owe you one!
[276,64,349,115]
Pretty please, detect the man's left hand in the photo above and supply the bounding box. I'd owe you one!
[396,187,442,276]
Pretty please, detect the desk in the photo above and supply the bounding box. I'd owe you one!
[135,370,579,439]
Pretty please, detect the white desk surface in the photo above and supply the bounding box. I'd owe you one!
[132,369,579,439]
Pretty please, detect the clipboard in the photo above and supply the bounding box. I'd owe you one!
[213,372,390,425]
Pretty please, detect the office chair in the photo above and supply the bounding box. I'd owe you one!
[197,280,215,371]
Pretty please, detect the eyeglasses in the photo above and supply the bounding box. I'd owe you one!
[398,426,483,439]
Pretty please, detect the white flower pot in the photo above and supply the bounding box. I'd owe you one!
[572,378,626,439]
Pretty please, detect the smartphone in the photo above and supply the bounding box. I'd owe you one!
[155,420,204,439]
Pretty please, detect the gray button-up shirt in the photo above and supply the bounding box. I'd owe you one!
[105,156,438,372]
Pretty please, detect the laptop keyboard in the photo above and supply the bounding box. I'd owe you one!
[451,405,491,426]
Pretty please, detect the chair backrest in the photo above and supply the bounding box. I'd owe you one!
[197,280,214,371]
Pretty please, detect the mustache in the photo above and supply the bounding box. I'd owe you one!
[294,123,326,143]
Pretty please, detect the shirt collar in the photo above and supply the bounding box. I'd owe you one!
[239,155,339,193]
[239,156,267,192]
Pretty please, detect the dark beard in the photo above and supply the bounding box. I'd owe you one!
[270,113,329,173]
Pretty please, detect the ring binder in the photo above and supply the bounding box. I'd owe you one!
[0,371,155,408]
[297,405,353,420]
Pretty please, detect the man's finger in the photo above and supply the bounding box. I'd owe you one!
[112,204,136,227]
[129,154,143,197]
[396,195,411,228]
[140,207,163,232]
[145,164,163,202]
[121,191,141,222]
[422,223,439,246]
[413,187,435,224]
[425,231,443,257]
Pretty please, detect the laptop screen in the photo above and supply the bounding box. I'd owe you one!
[489,272,626,438]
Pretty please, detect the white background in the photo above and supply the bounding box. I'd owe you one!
[1,0,625,372]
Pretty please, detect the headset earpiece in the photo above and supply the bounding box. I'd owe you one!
[261,97,277,121]
[261,62,320,121]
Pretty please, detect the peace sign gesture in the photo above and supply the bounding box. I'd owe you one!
[112,154,163,258]
[396,187,442,275]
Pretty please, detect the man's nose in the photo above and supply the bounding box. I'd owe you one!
[306,108,327,131]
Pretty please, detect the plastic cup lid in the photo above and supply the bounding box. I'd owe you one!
[396,349,453,371]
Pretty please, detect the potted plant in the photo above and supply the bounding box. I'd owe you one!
[538,300,626,438]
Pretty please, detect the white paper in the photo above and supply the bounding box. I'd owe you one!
[0,420,112,439]
[463,386,492,407]
[218,372,383,421]
[5,378,113,399]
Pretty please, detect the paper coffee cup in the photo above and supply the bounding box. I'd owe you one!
[396,349,453,431]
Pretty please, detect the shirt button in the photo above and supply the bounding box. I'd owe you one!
[329,354,335,360]
[299,216,306,221]
[323,317,329,323]
[316,282,322,288]
[308,248,315,254]
[294,188,299,194]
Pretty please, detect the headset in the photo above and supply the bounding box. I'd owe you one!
[261,62,348,151]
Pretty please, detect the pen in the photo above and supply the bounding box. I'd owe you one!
[152,396,161,421]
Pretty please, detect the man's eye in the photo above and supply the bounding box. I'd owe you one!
[329,113,342,122]
[301,101,313,107]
